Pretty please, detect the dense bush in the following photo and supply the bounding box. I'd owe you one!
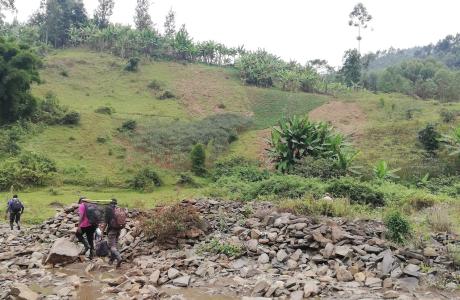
[147,79,164,90]
[130,167,162,191]
[327,178,385,207]
[247,175,325,200]
[290,157,345,179]
[418,123,440,153]
[137,113,252,155]
[211,157,269,182]
[142,203,203,242]
[384,210,412,244]
[158,90,175,100]
[0,152,58,190]
[200,238,243,257]
[236,50,282,87]
[61,111,81,125]
[176,172,199,187]
[118,120,137,132]
[423,175,460,197]
[440,109,456,123]
[95,106,114,115]
[190,143,206,176]
[124,57,140,72]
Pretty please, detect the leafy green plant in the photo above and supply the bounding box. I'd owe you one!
[158,90,175,100]
[61,111,81,125]
[118,120,137,132]
[95,106,114,115]
[190,143,206,176]
[125,57,140,72]
[176,172,199,187]
[148,79,164,90]
[440,109,456,123]
[327,178,385,207]
[236,49,282,87]
[418,123,440,153]
[290,157,345,179]
[384,210,412,244]
[130,167,162,191]
[373,160,400,180]
[441,125,460,156]
[200,238,243,257]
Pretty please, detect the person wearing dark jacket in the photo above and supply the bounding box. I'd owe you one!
[76,197,97,259]
[6,195,24,230]
[105,198,122,268]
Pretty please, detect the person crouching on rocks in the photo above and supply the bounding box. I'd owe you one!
[5,194,24,230]
[76,197,98,259]
[104,198,127,268]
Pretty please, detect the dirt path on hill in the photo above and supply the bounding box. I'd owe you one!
[309,101,366,140]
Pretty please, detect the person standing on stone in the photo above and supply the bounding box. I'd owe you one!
[76,197,98,259]
[104,198,126,268]
[5,195,24,230]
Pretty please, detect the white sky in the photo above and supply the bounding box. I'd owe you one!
[5,0,460,66]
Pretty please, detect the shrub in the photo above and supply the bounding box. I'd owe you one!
[158,90,175,100]
[440,109,456,123]
[199,238,243,257]
[217,103,226,109]
[277,198,352,218]
[424,175,460,197]
[0,152,57,190]
[118,120,137,132]
[176,173,199,187]
[248,175,325,200]
[59,69,69,77]
[211,157,260,180]
[96,136,107,143]
[130,167,162,191]
[142,203,203,242]
[384,210,412,244]
[427,206,453,233]
[190,144,206,176]
[95,106,113,115]
[406,193,436,211]
[61,111,80,125]
[236,50,282,87]
[148,79,164,90]
[290,157,345,179]
[418,123,440,153]
[125,57,140,72]
[327,178,385,207]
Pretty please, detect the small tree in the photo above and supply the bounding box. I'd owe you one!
[373,160,400,180]
[94,0,114,29]
[134,0,153,30]
[163,8,176,39]
[418,123,440,153]
[190,143,206,176]
[341,49,362,87]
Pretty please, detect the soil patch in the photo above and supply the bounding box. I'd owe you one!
[309,101,366,140]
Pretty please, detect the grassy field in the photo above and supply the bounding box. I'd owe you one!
[2,47,460,225]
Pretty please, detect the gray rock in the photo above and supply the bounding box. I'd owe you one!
[277,249,288,262]
[397,277,419,291]
[335,245,353,257]
[167,268,180,280]
[9,283,39,300]
[423,247,438,257]
[383,291,400,299]
[336,267,353,282]
[44,238,81,266]
[446,282,457,290]
[381,250,395,275]
[322,243,334,258]
[365,277,382,287]
[303,279,320,297]
[290,290,304,300]
[258,253,270,264]
[286,259,298,270]
[149,270,160,285]
[364,245,383,253]
[390,266,403,278]
[403,264,420,277]
[291,249,303,261]
[232,258,248,269]
[172,275,190,287]
[246,239,259,252]
[252,280,269,295]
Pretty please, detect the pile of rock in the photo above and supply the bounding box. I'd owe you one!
[1,199,459,299]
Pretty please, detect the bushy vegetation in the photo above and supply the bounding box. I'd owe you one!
[327,178,385,207]
[129,167,162,191]
[124,57,140,72]
[190,143,206,176]
[268,115,357,173]
[211,157,269,182]
[290,157,345,179]
[94,106,114,115]
[118,120,137,132]
[384,210,412,244]
[142,203,203,242]
[137,113,252,155]
[0,152,57,190]
[418,123,440,153]
[33,92,81,125]
[199,238,243,257]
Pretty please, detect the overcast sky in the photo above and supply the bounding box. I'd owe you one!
[5,0,460,66]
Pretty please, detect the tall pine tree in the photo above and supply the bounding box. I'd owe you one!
[94,0,114,29]
[134,0,152,30]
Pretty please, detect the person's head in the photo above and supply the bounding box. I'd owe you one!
[78,197,87,204]
[13,194,18,199]
[111,198,118,206]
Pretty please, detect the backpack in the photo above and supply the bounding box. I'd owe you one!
[95,240,109,257]
[85,203,102,226]
[10,198,22,213]
[110,206,127,230]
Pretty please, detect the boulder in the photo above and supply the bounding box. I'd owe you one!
[303,279,320,297]
[167,268,180,280]
[336,267,353,282]
[252,280,269,295]
[258,253,270,264]
[172,275,190,287]
[290,290,304,300]
[44,238,81,266]
[245,239,259,252]
[277,249,288,262]
[9,283,39,300]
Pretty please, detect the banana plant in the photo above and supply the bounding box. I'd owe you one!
[373,160,401,180]
[441,125,460,156]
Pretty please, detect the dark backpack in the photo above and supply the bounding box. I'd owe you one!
[10,198,22,213]
[110,206,127,230]
[85,203,102,226]
[95,240,109,257]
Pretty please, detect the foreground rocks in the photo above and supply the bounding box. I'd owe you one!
[1,199,460,299]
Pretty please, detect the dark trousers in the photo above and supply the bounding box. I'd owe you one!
[9,211,21,229]
[107,229,122,261]
[76,225,97,251]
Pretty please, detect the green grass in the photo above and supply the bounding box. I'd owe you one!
[248,87,328,129]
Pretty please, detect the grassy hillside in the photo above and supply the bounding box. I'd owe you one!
[2,48,460,224]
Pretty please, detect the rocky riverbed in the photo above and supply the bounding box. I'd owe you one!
[1,199,460,299]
